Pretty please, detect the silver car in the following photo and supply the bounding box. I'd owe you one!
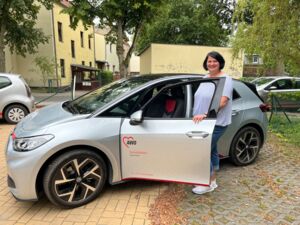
[251,76,300,110]
[6,75,268,208]
[0,73,35,123]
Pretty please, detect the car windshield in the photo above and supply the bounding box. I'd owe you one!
[251,77,274,86]
[65,76,159,114]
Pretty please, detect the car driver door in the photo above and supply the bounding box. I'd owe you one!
[120,78,225,186]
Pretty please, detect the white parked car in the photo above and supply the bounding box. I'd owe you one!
[251,76,300,111]
[0,73,35,123]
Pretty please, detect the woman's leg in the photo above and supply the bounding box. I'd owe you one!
[192,126,227,194]
[210,126,227,182]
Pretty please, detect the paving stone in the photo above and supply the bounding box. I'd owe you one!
[178,140,300,225]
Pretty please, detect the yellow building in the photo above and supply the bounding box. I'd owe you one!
[94,28,120,76]
[94,29,107,70]
[5,0,98,89]
[139,43,244,78]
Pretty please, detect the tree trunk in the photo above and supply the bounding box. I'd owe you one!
[275,60,285,75]
[0,26,6,72]
[116,21,127,78]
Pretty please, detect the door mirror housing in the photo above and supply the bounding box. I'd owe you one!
[130,110,143,125]
[267,86,277,91]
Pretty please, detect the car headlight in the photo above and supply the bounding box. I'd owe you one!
[13,134,54,152]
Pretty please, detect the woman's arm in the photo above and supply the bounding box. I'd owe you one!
[219,96,229,110]
[193,114,207,123]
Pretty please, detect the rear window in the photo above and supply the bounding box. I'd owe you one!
[0,76,12,89]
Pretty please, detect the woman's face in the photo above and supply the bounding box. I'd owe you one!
[206,56,220,74]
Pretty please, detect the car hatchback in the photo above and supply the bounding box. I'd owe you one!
[6,74,268,208]
[0,73,35,123]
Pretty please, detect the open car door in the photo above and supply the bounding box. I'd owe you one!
[120,78,225,186]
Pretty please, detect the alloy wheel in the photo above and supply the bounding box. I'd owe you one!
[44,150,107,208]
[230,127,261,166]
[53,158,101,203]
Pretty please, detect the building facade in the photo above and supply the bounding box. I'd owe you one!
[139,43,243,78]
[94,28,120,75]
[5,0,98,89]
[243,54,285,77]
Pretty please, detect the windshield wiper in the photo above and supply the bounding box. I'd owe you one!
[65,102,79,114]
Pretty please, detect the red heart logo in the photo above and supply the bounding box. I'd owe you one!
[122,136,134,148]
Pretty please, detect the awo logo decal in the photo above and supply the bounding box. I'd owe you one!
[122,136,137,148]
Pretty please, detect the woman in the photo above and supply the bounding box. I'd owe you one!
[192,51,233,195]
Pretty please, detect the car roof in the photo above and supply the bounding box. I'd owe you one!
[255,76,299,80]
[0,73,21,79]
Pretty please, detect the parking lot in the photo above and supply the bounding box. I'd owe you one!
[1,121,299,225]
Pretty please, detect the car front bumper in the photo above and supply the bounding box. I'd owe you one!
[6,134,40,201]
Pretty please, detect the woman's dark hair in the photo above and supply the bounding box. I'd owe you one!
[203,51,225,71]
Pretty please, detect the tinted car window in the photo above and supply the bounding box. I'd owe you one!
[295,80,300,89]
[66,77,156,114]
[270,79,293,90]
[233,89,241,100]
[100,93,143,117]
[0,76,12,89]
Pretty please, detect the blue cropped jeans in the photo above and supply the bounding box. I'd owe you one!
[210,125,228,173]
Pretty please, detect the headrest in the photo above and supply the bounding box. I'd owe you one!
[165,99,176,113]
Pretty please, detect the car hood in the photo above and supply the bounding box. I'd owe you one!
[17,102,89,134]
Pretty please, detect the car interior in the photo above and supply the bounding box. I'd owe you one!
[144,86,185,118]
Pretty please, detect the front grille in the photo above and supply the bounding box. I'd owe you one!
[7,175,16,188]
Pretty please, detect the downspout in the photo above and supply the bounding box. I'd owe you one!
[50,7,59,87]
[93,26,96,67]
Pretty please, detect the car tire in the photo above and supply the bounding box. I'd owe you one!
[4,104,28,124]
[43,149,107,208]
[230,126,262,166]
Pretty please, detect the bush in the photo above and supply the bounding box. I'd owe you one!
[98,70,113,85]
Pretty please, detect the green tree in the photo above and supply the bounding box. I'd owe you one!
[0,0,56,72]
[30,56,56,88]
[65,0,163,78]
[136,0,236,52]
[232,0,300,75]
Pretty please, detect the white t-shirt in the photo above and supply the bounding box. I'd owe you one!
[193,75,233,126]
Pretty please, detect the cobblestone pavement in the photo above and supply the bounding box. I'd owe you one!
[178,140,300,225]
[1,121,299,225]
[0,123,168,225]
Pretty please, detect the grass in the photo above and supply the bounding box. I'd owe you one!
[269,113,300,147]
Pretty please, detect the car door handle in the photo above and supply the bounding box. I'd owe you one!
[186,131,209,139]
[232,110,240,116]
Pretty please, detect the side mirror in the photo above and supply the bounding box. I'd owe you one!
[267,86,277,91]
[129,110,143,125]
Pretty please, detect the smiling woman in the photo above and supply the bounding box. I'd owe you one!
[192,51,233,195]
